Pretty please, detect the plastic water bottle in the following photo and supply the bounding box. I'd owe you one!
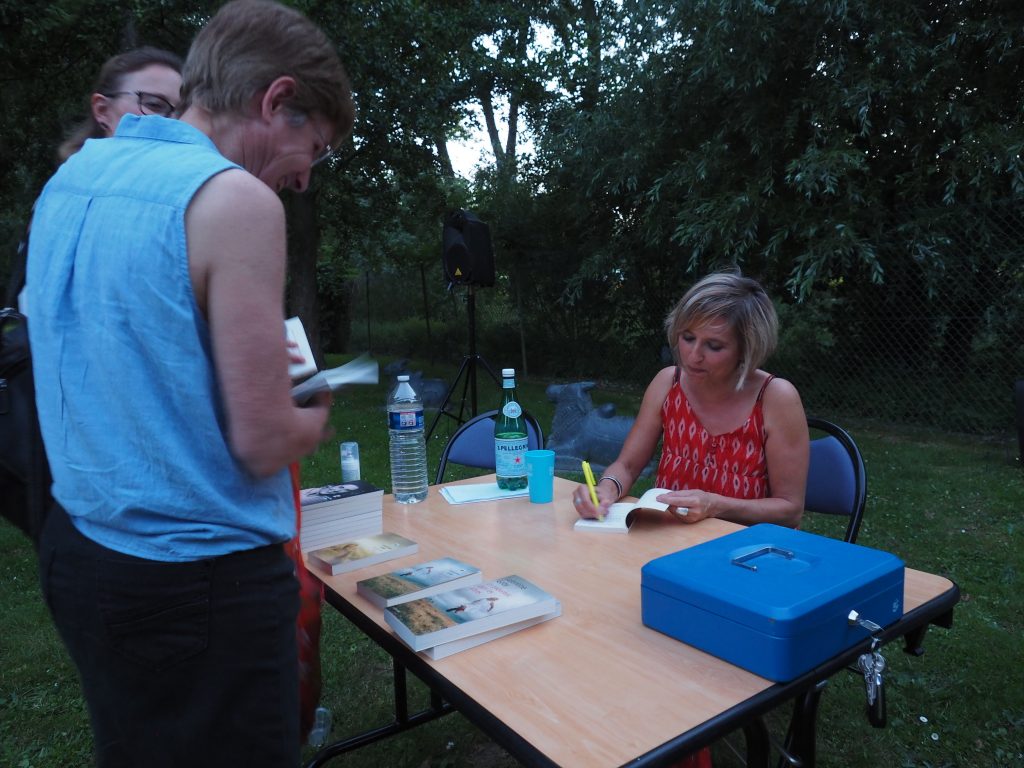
[495,368,528,490]
[387,375,428,504]
[307,705,332,747]
[340,441,361,481]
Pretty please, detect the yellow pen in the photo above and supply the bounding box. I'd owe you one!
[581,460,604,521]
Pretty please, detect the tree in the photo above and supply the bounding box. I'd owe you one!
[508,0,1024,377]
[0,1,205,284]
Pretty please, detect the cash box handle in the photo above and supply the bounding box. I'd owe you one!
[730,546,795,571]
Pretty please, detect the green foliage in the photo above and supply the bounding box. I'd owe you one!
[0,0,204,287]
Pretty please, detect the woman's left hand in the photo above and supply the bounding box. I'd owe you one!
[655,489,718,524]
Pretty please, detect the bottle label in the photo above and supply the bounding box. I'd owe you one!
[495,436,528,477]
[388,409,424,430]
[502,400,522,419]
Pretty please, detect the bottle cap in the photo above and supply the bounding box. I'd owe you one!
[502,368,515,377]
[397,374,409,381]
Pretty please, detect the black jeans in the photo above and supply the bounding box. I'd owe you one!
[39,503,300,768]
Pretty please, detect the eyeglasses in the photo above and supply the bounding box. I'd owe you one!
[289,109,333,167]
[103,91,177,117]
[309,118,333,167]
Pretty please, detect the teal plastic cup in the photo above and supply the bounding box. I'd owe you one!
[525,450,555,504]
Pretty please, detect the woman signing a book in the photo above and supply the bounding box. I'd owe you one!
[571,270,809,768]
[571,269,809,530]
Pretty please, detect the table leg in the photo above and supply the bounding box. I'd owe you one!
[778,679,828,768]
[304,657,454,767]
[742,717,771,768]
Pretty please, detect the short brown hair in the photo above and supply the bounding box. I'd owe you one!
[58,46,183,161]
[664,270,779,388]
[179,0,355,145]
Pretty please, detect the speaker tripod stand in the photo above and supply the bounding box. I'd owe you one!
[426,285,499,440]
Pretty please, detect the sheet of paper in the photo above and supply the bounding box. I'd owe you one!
[440,483,530,505]
[291,353,379,404]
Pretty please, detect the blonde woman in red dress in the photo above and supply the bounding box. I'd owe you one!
[571,270,810,768]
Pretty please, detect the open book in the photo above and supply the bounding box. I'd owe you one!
[573,487,684,533]
[291,353,379,405]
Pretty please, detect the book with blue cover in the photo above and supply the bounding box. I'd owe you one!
[356,557,482,608]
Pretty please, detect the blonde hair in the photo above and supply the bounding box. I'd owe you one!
[179,0,355,146]
[58,46,183,161]
[664,270,779,388]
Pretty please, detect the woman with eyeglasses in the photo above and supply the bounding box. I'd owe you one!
[9,47,182,312]
[57,46,182,161]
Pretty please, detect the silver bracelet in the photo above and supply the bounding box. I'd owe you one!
[598,475,623,500]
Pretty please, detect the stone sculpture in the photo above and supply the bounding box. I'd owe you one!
[545,381,655,477]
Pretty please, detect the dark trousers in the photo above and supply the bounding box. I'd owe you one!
[38,503,300,768]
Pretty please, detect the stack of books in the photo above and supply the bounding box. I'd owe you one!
[377,571,562,659]
[307,532,418,576]
[299,480,384,553]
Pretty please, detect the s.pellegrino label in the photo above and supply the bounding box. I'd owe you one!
[495,368,528,490]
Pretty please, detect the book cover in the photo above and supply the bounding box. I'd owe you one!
[424,604,562,660]
[285,316,317,379]
[291,353,379,405]
[307,533,418,576]
[573,487,677,533]
[384,575,558,652]
[356,557,482,608]
[300,481,383,512]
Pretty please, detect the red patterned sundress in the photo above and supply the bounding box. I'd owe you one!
[286,463,324,743]
[656,370,773,768]
[656,369,773,498]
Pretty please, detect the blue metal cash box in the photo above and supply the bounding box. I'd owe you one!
[640,524,904,682]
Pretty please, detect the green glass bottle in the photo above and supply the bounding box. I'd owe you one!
[495,368,528,490]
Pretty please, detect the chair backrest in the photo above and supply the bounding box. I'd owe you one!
[805,417,867,543]
[434,409,545,484]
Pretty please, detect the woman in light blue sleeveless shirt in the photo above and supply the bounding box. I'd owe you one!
[30,116,295,560]
[26,2,355,764]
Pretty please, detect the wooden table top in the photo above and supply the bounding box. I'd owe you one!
[309,476,957,767]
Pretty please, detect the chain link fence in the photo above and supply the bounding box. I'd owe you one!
[772,202,1023,441]
[346,203,1023,445]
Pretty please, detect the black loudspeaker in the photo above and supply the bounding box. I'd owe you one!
[442,210,495,287]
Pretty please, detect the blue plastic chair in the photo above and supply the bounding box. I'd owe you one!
[434,409,545,484]
[805,417,867,543]
[741,418,869,766]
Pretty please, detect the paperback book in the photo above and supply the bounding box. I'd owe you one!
[356,557,482,608]
[424,605,562,660]
[300,513,384,553]
[573,487,679,533]
[285,316,317,379]
[300,480,383,513]
[307,533,418,576]
[384,575,559,652]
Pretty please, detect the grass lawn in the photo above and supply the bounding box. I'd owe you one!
[2,355,1022,767]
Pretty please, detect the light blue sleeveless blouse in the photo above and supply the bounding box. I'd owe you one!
[27,115,293,561]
